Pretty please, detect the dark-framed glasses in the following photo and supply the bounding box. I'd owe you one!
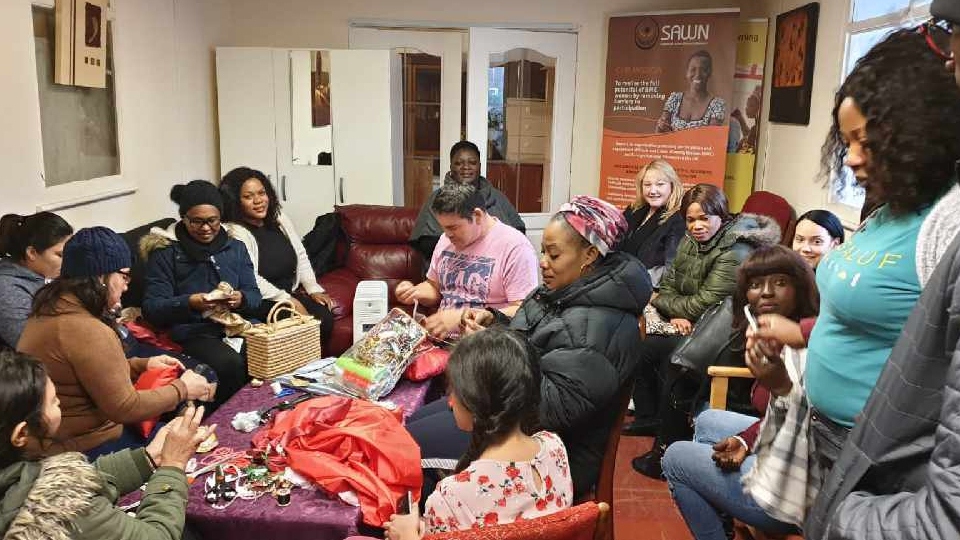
[185,216,221,229]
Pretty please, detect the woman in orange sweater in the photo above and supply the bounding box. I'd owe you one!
[18,227,213,458]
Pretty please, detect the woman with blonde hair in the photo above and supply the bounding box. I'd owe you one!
[622,159,686,285]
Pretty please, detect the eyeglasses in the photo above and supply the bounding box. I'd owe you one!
[185,216,221,229]
[117,269,131,284]
[917,18,953,61]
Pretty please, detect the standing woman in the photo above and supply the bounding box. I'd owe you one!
[791,209,844,270]
[219,167,335,348]
[18,227,212,456]
[142,181,262,405]
[621,159,685,286]
[750,27,960,477]
[0,212,73,348]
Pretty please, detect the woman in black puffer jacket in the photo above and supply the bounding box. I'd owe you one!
[407,196,652,499]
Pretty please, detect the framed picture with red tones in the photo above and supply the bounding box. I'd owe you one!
[770,2,819,124]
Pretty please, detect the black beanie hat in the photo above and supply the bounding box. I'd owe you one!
[61,227,132,278]
[170,180,224,216]
[932,0,960,24]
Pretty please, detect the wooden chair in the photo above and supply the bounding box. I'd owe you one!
[706,365,755,409]
[706,367,805,540]
[425,501,611,540]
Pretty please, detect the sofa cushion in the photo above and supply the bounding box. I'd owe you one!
[337,204,419,244]
[345,244,422,304]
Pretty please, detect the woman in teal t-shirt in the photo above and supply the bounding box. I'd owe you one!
[747,29,960,481]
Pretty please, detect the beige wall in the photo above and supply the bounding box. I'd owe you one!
[753,0,859,225]
[3,0,771,230]
[0,0,227,231]
[222,0,753,202]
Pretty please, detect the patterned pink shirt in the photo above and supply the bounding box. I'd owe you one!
[424,431,573,533]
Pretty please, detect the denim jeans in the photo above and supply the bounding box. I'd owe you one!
[662,409,798,540]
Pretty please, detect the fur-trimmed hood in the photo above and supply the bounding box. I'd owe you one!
[0,452,102,540]
[697,212,782,254]
[138,221,239,261]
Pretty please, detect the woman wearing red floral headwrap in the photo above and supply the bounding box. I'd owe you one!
[407,196,653,501]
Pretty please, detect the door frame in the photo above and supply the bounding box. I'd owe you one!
[466,28,578,232]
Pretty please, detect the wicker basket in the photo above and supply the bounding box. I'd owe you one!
[243,300,322,379]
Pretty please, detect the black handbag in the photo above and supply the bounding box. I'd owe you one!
[669,297,736,374]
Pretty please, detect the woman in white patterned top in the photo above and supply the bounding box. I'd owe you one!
[656,50,727,133]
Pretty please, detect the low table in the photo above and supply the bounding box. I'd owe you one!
[182,379,437,540]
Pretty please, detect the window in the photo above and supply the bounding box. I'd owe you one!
[32,3,120,188]
[834,0,930,210]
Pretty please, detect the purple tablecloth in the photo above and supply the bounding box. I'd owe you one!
[182,379,436,540]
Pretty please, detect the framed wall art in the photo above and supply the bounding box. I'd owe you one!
[769,2,819,124]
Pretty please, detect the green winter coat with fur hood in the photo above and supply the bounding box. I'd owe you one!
[0,449,188,540]
[652,213,781,321]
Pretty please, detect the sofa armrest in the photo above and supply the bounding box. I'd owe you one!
[318,269,361,318]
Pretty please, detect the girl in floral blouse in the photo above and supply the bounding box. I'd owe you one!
[384,326,573,539]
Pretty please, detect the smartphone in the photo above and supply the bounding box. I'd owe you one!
[743,305,759,332]
[396,490,413,515]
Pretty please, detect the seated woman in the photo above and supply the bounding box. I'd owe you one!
[409,195,651,499]
[142,180,262,405]
[219,166,335,348]
[367,327,573,540]
[0,212,73,348]
[624,184,779,441]
[660,245,819,540]
[17,227,212,457]
[621,159,685,286]
[791,209,844,270]
[0,350,213,540]
[409,140,526,262]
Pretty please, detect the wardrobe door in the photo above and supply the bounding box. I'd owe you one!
[215,47,278,182]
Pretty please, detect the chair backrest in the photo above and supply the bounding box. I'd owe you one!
[741,190,795,244]
[424,501,610,540]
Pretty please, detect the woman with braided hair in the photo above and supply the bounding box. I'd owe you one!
[376,327,573,539]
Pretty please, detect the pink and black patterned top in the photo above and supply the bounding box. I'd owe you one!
[424,431,573,533]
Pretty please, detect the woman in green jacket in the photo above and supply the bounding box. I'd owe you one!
[0,350,213,540]
[624,185,780,475]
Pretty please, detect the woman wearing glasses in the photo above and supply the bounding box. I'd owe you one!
[142,180,262,407]
[18,227,213,458]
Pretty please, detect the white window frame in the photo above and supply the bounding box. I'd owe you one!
[31,0,133,213]
[830,1,931,221]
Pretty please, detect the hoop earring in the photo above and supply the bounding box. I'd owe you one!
[579,262,588,275]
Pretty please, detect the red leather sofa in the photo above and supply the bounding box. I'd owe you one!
[317,204,425,356]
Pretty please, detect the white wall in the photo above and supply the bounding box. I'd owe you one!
[221,0,752,200]
[0,0,227,231]
[753,0,859,225]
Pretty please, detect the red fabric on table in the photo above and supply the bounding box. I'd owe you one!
[133,366,180,437]
[252,396,423,527]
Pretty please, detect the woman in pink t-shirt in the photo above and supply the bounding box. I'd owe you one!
[379,326,573,539]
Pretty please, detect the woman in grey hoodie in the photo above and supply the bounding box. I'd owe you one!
[0,212,73,348]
